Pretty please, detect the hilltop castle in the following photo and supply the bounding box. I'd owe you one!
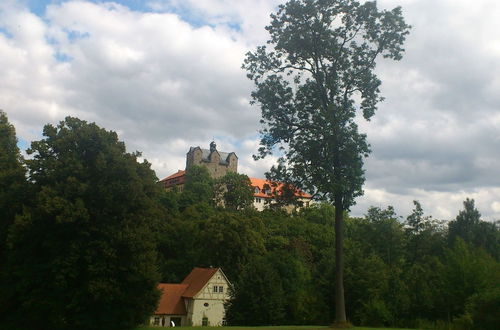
[160,142,312,211]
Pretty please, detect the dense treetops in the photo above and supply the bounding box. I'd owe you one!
[0,117,162,330]
[1,113,498,330]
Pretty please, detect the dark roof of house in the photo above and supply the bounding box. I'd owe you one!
[155,283,189,315]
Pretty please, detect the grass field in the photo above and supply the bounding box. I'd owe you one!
[138,326,414,330]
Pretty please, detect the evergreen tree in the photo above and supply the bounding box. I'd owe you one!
[0,117,161,330]
[448,198,500,259]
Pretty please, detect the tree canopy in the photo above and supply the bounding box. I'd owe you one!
[214,172,255,210]
[0,117,162,330]
[243,0,410,323]
[0,110,27,268]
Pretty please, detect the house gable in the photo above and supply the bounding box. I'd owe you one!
[191,268,230,300]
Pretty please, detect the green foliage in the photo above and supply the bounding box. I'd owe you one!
[0,117,161,330]
[3,116,499,330]
[214,172,255,210]
[196,211,267,280]
[442,238,498,319]
[226,254,286,326]
[244,0,410,323]
[466,287,500,330]
[358,299,393,327]
[179,165,214,208]
[405,201,445,265]
[0,110,28,265]
[448,198,500,259]
[244,0,410,207]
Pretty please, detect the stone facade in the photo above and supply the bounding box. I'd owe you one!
[160,142,313,211]
[185,142,238,179]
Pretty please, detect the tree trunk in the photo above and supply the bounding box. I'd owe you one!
[334,198,347,324]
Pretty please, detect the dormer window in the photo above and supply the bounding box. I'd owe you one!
[254,187,260,194]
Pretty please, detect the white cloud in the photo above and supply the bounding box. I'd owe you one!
[1,0,499,220]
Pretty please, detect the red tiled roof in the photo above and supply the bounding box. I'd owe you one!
[160,170,185,182]
[181,267,219,298]
[155,283,189,315]
[249,177,312,199]
[160,170,186,188]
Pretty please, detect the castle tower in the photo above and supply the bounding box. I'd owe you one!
[185,142,238,179]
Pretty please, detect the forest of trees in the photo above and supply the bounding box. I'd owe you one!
[1,112,498,329]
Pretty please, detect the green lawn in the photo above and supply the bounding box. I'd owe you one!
[138,326,414,330]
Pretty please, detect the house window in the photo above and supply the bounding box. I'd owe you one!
[153,317,160,326]
[219,286,224,293]
[255,197,262,203]
[254,187,260,194]
[213,285,218,293]
[202,317,208,326]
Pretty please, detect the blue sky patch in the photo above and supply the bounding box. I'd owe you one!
[0,27,14,39]
[24,0,154,16]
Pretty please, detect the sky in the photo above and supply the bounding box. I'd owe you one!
[1,0,499,221]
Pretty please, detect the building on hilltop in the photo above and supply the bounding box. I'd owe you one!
[250,177,312,212]
[160,142,312,211]
[151,267,230,327]
[186,141,238,179]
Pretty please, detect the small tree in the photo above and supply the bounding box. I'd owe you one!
[0,117,161,330]
[243,0,410,323]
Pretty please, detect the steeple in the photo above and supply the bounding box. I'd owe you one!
[209,141,217,153]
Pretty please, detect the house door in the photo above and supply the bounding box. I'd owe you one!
[170,317,181,327]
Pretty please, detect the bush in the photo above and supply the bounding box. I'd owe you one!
[357,298,393,327]
[467,288,500,330]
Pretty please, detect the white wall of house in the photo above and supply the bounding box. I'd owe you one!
[188,269,230,326]
[149,315,186,327]
[253,196,313,212]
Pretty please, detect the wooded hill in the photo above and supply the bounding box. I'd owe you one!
[1,113,499,330]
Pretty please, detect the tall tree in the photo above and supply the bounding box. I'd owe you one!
[448,198,499,259]
[243,0,410,323]
[0,117,161,330]
[0,110,27,269]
